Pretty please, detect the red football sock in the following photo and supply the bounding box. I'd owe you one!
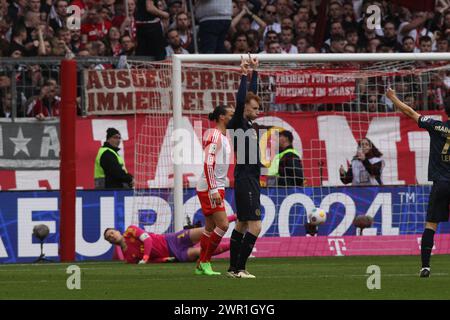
[205,227,226,262]
[227,214,237,223]
[199,231,211,263]
[212,241,230,256]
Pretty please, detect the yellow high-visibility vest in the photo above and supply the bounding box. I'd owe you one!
[267,148,300,176]
[94,147,127,188]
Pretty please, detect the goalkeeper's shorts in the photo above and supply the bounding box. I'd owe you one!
[165,230,194,262]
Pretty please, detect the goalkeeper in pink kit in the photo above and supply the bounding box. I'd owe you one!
[104,219,235,264]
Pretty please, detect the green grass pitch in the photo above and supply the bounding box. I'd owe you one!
[1,255,450,299]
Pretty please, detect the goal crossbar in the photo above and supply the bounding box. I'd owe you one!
[173,52,450,63]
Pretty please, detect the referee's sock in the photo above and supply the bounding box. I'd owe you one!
[236,232,257,271]
[421,228,435,268]
[229,229,244,272]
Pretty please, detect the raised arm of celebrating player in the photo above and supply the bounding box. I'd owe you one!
[386,88,421,123]
[249,56,258,94]
[229,55,259,129]
[232,57,251,124]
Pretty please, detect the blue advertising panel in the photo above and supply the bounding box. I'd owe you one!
[0,186,447,263]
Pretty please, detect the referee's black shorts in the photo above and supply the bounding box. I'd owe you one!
[426,180,450,223]
[234,176,261,221]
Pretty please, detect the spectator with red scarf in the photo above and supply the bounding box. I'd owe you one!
[81,5,112,46]
[113,0,137,39]
[26,81,60,119]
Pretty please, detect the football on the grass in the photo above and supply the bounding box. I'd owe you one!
[353,215,373,228]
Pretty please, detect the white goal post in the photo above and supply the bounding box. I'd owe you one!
[171,52,450,232]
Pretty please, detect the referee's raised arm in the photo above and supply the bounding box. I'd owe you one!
[227,55,262,279]
[248,55,259,94]
[386,88,421,123]
[229,57,251,129]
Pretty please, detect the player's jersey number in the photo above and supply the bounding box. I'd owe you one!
[442,134,450,155]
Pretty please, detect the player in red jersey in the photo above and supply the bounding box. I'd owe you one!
[104,216,236,264]
[195,105,234,275]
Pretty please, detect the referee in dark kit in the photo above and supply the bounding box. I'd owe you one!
[226,55,263,279]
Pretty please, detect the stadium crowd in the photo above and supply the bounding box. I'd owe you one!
[0,0,450,117]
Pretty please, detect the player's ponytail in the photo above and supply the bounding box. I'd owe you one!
[208,105,228,122]
[208,112,216,121]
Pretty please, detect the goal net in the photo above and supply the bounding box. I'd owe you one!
[129,54,450,257]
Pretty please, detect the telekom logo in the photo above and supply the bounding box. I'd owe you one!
[328,238,347,256]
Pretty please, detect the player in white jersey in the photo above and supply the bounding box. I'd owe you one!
[195,105,234,276]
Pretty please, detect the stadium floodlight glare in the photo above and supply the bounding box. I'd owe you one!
[32,224,53,263]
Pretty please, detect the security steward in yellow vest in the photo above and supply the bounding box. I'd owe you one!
[267,130,304,187]
[94,128,133,189]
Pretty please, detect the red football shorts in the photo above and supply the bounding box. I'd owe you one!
[197,189,226,216]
